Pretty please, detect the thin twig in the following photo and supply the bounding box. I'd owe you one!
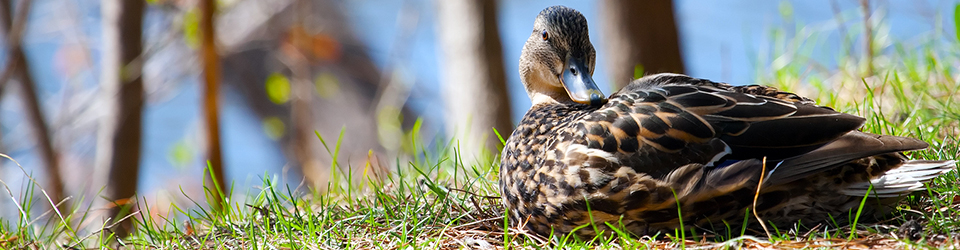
[448,216,505,231]
[752,156,772,238]
[0,153,30,224]
[447,187,501,200]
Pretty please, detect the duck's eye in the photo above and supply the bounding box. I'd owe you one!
[541,30,548,41]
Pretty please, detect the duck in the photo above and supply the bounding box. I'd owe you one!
[499,5,955,238]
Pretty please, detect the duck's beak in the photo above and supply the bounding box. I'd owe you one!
[561,56,605,106]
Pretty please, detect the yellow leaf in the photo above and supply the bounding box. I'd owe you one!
[262,116,286,140]
[315,72,340,99]
[182,10,200,48]
[265,73,291,104]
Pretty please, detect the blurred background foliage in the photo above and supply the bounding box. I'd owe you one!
[0,0,956,238]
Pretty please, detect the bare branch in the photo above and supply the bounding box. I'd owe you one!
[199,0,228,211]
[0,0,69,209]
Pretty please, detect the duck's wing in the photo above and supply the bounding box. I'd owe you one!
[581,73,865,168]
[592,73,940,190]
[763,131,931,186]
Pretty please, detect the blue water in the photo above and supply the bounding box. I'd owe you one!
[347,0,955,126]
[2,0,956,202]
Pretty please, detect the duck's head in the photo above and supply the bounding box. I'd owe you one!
[520,6,605,106]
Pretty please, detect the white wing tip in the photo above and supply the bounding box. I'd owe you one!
[841,160,956,198]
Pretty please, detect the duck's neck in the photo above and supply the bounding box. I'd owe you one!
[521,68,576,105]
[528,92,567,106]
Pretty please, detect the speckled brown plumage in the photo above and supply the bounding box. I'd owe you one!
[499,6,955,238]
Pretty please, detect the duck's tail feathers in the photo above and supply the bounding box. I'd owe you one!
[762,131,929,186]
[840,160,956,198]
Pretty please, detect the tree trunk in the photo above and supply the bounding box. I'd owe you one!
[95,0,145,237]
[600,0,685,88]
[436,0,512,160]
[1,0,68,210]
[199,0,227,211]
[12,46,69,208]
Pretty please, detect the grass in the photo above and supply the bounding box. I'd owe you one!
[4,6,960,250]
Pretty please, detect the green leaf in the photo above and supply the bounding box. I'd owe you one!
[182,10,200,48]
[262,116,285,139]
[265,73,291,104]
[167,140,194,168]
[954,3,960,43]
[633,64,645,80]
[779,1,794,20]
[314,72,340,99]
